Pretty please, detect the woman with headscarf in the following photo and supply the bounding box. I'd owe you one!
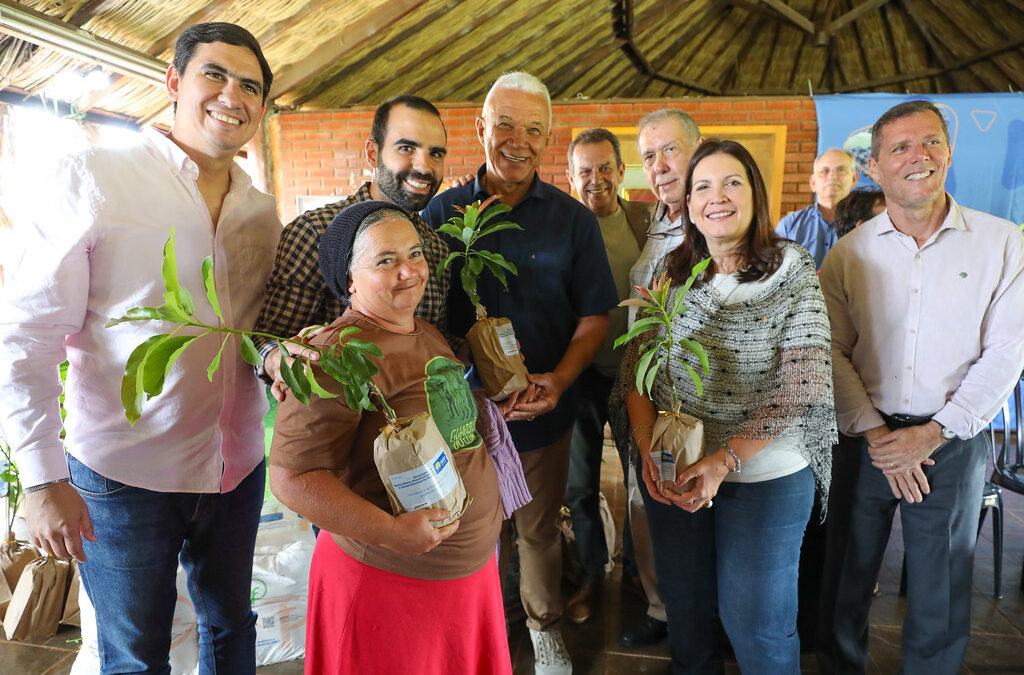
[268,201,510,675]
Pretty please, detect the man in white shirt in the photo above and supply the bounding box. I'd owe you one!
[818,100,1024,674]
[0,23,281,672]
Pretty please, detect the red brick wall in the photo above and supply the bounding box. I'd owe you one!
[268,97,818,224]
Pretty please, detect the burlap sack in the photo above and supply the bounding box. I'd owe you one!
[3,555,71,640]
[60,561,80,627]
[466,317,529,401]
[651,409,705,496]
[373,412,472,528]
[1,539,40,619]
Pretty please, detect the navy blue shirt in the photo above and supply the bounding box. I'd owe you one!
[422,166,617,452]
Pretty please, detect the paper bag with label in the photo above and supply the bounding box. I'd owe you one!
[467,317,529,401]
[373,411,472,528]
[3,555,71,640]
[651,409,705,496]
[1,539,40,619]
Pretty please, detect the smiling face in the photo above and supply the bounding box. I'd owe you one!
[166,41,266,160]
[476,87,550,188]
[868,110,951,214]
[810,149,858,209]
[567,140,624,217]
[639,118,699,220]
[686,152,754,256]
[348,217,428,330]
[367,104,447,211]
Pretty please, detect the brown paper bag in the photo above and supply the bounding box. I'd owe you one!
[1,539,40,619]
[467,317,529,401]
[3,555,72,640]
[651,408,705,496]
[373,411,472,528]
[60,561,80,627]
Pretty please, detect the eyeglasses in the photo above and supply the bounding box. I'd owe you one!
[815,166,853,177]
[646,223,685,240]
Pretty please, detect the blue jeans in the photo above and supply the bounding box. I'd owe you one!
[69,454,264,675]
[640,463,814,674]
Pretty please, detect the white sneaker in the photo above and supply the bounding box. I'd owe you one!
[528,628,572,675]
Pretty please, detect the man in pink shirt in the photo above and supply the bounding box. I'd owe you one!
[0,23,280,672]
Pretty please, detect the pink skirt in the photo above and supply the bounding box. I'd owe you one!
[305,531,512,675]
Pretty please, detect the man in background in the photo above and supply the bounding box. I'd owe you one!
[776,148,859,269]
[562,127,650,626]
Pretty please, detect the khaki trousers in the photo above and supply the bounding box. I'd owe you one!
[499,431,572,631]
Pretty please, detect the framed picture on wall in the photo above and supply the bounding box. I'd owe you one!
[573,125,788,226]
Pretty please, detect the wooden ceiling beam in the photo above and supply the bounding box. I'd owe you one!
[830,0,891,33]
[349,0,521,105]
[758,0,814,34]
[811,0,837,46]
[549,38,627,99]
[272,0,427,103]
[829,33,1024,92]
[143,0,234,58]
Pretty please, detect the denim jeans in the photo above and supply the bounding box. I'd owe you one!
[640,463,814,674]
[69,454,264,675]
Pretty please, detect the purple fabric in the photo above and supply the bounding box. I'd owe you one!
[473,391,531,519]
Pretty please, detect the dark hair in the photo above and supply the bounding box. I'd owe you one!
[567,128,623,170]
[870,100,949,160]
[173,23,272,104]
[665,139,783,288]
[832,189,885,238]
[371,95,445,147]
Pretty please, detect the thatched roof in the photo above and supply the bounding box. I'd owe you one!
[1,0,1022,124]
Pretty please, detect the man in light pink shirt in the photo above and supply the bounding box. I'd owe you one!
[0,23,280,672]
[818,100,1024,674]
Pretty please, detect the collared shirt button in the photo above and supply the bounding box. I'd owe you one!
[912,288,920,293]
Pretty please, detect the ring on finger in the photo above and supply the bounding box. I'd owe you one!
[889,462,897,469]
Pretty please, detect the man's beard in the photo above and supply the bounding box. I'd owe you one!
[377,164,440,211]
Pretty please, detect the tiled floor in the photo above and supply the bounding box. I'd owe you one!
[3,437,1023,674]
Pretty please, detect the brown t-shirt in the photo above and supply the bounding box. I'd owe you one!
[270,309,501,580]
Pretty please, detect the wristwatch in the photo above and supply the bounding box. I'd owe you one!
[934,420,956,441]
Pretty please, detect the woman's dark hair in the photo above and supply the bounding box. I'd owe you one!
[832,189,885,238]
[665,139,783,288]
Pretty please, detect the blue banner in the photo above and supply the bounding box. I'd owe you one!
[813,93,1024,228]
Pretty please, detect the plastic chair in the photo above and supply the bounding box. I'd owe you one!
[988,372,1024,595]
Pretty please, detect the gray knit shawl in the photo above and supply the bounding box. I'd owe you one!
[611,243,836,505]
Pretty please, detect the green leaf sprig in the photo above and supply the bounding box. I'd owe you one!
[1,439,21,537]
[613,258,713,402]
[106,229,395,425]
[436,195,522,313]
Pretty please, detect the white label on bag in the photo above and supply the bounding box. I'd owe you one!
[389,448,457,511]
[495,323,520,356]
[657,446,675,483]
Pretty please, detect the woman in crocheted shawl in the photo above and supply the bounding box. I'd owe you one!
[618,139,836,673]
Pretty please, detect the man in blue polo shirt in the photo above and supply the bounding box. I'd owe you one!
[423,71,616,675]
[776,148,859,269]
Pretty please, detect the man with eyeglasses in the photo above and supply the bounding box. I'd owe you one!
[776,148,859,270]
[612,109,703,649]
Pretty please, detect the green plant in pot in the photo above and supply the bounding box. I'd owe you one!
[615,259,711,495]
[436,196,528,401]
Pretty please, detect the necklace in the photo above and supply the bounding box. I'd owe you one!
[709,273,739,305]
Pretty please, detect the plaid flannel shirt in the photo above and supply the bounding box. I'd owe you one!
[253,183,451,359]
